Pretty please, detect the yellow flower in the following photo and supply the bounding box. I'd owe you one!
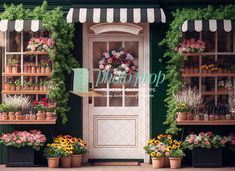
[150,152,156,157]
[166,146,172,151]
[167,134,172,139]
[169,140,172,145]
[154,140,160,144]
[156,152,161,157]
[172,145,177,149]
[148,139,154,144]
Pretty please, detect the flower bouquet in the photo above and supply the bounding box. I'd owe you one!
[27,37,54,52]
[0,130,46,151]
[98,48,138,81]
[176,38,206,53]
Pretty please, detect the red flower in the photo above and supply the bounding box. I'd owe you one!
[42,98,47,102]
[33,101,39,106]
[40,101,46,106]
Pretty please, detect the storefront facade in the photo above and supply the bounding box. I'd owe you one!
[0,0,234,166]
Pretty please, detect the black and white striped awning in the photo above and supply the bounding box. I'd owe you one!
[181,20,235,32]
[67,8,166,23]
[0,20,43,32]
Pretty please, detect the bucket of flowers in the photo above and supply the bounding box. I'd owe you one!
[44,143,64,168]
[168,141,185,169]
[182,131,230,167]
[27,37,54,52]
[0,130,46,167]
[176,38,206,54]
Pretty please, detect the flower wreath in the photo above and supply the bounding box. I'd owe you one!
[98,48,138,80]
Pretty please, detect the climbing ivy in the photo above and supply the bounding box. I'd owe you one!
[160,5,235,134]
[0,1,79,124]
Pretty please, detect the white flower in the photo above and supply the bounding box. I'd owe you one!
[122,71,126,75]
[105,64,111,70]
[114,76,119,80]
[104,52,109,58]
[111,51,116,55]
[99,65,104,69]
[99,60,104,65]
[125,67,129,71]
[127,53,134,60]
[121,64,126,68]
[120,51,125,55]
[116,52,120,57]
[117,71,122,75]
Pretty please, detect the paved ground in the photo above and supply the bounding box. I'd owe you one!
[0,165,235,171]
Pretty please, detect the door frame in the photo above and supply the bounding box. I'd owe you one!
[82,23,150,163]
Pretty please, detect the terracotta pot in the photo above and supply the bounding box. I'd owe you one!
[37,67,41,73]
[46,112,54,120]
[169,157,182,169]
[46,67,51,73]
[47,157,59,168]
[12,66,18,73]
[71,154,82,167]
[9,112,15,120]
[0,113,2,120]
[37,111,46,120]
[152,157,164,169]
[60,156,72,168]
[31,66,36,73]
[186,113,194,120]
[25,114,30,120]
[43,86,47,91]
[41,67,46,73]
[15,112,21,120]
[34,86,39,91]
[10,85,16,91]
[6,66,12,73]
[163,157,170,168]
[30,114,37,120]
[177,112,187,121]
[4,84,10,91]
[16,86,21,91]
[2,112,8,120]
[39,86,43,91]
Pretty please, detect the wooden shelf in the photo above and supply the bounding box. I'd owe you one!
[2,73,52,77]
[201,91,231,95]
[0,119,56,125]
[182,73,235,77]
[24,51,49,55]
[2,90,48,95]
[182,52,235,56]
[177,120,235,125]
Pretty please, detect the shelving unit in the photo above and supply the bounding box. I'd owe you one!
[0,119,56,125]
[177,120,235,125]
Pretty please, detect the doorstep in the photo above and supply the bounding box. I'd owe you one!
[0,164,235,171]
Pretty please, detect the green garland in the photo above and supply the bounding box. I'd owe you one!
[160,5,235,135]
[0,1,79,124]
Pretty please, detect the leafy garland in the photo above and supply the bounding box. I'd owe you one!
[0,1,79,124]
[160,5,235,134]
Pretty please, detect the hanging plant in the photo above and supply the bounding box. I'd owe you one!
[160,4,235,134]
[0,1,79,124]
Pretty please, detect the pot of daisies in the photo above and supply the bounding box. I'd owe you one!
[71,138,88,167]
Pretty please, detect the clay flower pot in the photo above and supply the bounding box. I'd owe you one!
[152,157,164,169]
[9,112,16,120]
[46,112,53,120]
[5,84,10,91]
[25,114,30,120]
[169,157,182,169]
[30,114,37,120]
[12,66,18,73]
[0,113,2,120]
[15,112,22,120]
[16,86,21,91]
[6,66,12,73]
[47,157,59,168]
[37,111,46,120]
[176,112,187,121]
[46,67,51,73]
[60,156,72,168]
[71,154,82,167]
[2,112,8,120]
[31,66,36,73]
[10,85,16,91]
[41,66,46,73]
[37,67,41,73]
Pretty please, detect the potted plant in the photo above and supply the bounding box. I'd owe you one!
[0,130,46,166]
[174,87,203,121]
[7,57,18,73]
[59,144,73,168]
[34,100,47,120]
[44,144,61,168]
[46,106,55,120]
[1,104,10,120]
[71,139,88,167]
[183,131,230,167]
[144,139,166,168]
[176,39,206,54]
[27,37,54,52]
[169,148,185,169]
[39,81,44,90]
[14,79,21,91]
[8,106,16,120]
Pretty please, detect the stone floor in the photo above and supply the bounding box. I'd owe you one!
[0,165,235,171]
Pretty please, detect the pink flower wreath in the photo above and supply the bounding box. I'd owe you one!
[98,48,138,80]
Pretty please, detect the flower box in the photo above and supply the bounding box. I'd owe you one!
[192,147,222,167]
[6,146,34,167]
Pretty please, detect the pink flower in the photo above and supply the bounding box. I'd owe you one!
[221,140,225,144]
[16,140,22,144]
[194,140,199,145]
[107,58,112,64]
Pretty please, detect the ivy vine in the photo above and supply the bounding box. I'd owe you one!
[0,1,79,124]
[160,5,235,134]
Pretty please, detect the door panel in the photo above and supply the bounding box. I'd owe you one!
[88,36,145,159]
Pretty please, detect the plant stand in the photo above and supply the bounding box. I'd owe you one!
[192,147,222,167]
[6,146,34,167]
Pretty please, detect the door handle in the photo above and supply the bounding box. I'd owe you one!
[89,82,92,104]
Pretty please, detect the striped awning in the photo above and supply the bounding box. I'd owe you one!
[66,8,166,23]
[182,20,235,32]
[0,20,43,32]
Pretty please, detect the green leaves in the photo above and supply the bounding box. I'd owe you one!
[160,5,235,135]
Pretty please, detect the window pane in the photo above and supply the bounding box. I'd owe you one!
[218,31,234,52]
[201,32,215,52]
[124,41,138,66]
[125,91,138,106]
[94,91,107,107]
[109,91,122,106]
[93,71,107,88]
[109,42,122,51]
[93,42,107,68]
[7,32,21,52]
